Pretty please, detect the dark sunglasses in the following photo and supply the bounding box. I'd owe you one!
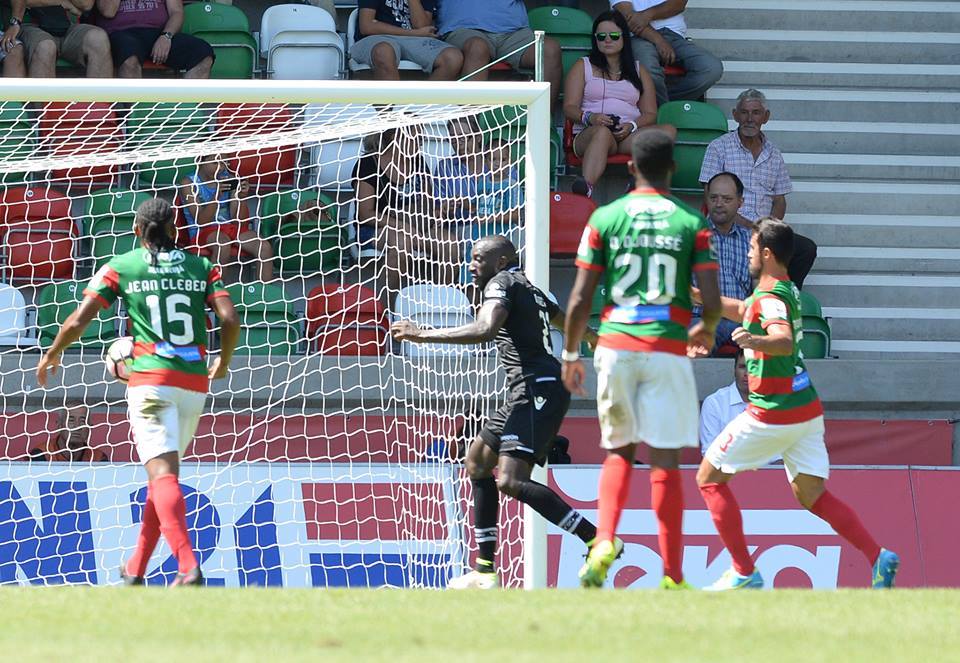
[595,32,622,41]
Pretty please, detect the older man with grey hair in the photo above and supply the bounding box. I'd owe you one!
[699,88,792,221]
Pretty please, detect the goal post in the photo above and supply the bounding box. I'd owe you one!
[0,78,553,589]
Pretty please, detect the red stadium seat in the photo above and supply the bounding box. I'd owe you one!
[563,118,630,169]
[549,191,596,255]
[0,187,76,281]
[214,103,298,189]
[37,102,122,191]
[306,283,387,356]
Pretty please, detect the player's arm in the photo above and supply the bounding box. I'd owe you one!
[550,309,597,351]
[391,300,508,345]
[208,295,239,379]
[692,286,746,323]
[732,321,793,356]
[688,266,723,357]
[36,296,102,387]
[561,266,603,396]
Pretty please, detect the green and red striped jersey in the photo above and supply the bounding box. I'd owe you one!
[84,247,230,393]
[575,188,718,356]
[742,277,823,424]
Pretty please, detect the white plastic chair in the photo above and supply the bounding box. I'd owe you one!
[261,4,344,79]
[392,284,475,357]
[303,103,378,191]
[0,284,36,348]
[347,8,423,74]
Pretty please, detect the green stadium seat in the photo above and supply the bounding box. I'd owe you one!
[259,189,343,274]
[183,3,257,79]
[225,281,300,355]
[85,189,153,269]
[527,6,593,78]
[0,101,36,185]
[799,290,823,319]
[656,101,728,194]
[37,280,116,350]
[124,103,212,189]
[800,315,831,359]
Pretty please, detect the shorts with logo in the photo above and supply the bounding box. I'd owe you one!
[705,412,828,482]
[594,346,699,450]
[480,377,570,465]
[127,384,207,464]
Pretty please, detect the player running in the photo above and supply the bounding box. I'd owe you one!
[694,218,899,590]
[37,198,240,587]
[563,130,722,589]
[391,235,610,589]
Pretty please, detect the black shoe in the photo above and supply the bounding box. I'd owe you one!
[572,176,591,197]
[120,565,144,586]
[171,567,203,587]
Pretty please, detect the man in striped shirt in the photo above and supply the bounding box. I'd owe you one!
[694,218,900,591]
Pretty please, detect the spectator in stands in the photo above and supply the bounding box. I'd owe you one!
[179,154,275,283]
[354,127,458,298]
[613,0,722,106]
[435,116,482,220]
[21,0,113,77]
[280,194,334,231]
[1,0,27,77]
[436,0,563,105]
[698,349,748,455]
[563,10,673,199]
[476,137,523,225]
[94,0,213,79]
[29,405,107,462]
[351,0,463,81]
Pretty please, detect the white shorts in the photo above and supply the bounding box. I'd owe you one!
[705,412,829,482]
[127,385,207,464]
[594,346,699,450]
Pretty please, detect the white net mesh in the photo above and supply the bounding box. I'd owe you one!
[0,93,543,587]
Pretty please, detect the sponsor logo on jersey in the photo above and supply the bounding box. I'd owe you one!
[534,396,547,411]
[625,197,676,222]
[142,249,187,266]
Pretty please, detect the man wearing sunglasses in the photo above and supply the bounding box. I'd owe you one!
[612,0,723,106]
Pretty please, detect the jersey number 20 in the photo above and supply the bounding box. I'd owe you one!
[612,253,678,306]
[146,294,195,345]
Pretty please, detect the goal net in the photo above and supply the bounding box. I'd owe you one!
[0,79,552,588]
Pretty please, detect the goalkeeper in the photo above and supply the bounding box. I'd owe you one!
[392,235,616,588]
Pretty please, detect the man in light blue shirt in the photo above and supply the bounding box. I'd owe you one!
[437,0,562,105]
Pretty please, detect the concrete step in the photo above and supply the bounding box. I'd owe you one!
[687,28,960,64]
[782,152,960,182]
[813,247,960,273]
[824,307,960,342]
[686,1,960,33]
[829,339,960,359]
[789,214,960,248]
[756,120,960,156]
[789,180,960,215]
[717,61,960,91]
[804,273,960,308]
[707,86,960,124]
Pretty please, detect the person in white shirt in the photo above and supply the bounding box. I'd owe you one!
[611,0,723,106]
[699,348,749,454]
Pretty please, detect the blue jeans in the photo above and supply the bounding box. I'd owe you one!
[631,29,724,106]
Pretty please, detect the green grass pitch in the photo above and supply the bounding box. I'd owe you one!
[3,588,959,662]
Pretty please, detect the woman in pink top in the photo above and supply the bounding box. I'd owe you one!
[563,10,675,198]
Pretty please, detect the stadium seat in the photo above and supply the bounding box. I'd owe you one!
[800,315,831,359]
[124,102,212,189]
[303,103,378,191]
[38,102,122,192]
[527,6,593,77]
[182,2,257,79]
[306,283,387,355]
[799,290,824,319]
[259,189,343,273]
[656,100,728,194]
[549,191,596,256]
[0,283,36,348]
[215,103,299,189]
[85,188,152,270]
[225,282,300,355]
[0,186,76,282]
[0,102,36,185]
[347,8,419,75]
[263,5,344,80]
[563,118,629,169]
[392,284,474,357]
[37,280,116,349]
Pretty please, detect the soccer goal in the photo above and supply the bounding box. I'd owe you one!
[0,78,552,588]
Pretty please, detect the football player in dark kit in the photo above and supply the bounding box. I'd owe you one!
[392,235,619,588]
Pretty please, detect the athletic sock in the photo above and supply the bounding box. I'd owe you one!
[810,490,881,565]
[699,482,754,576]
[472,476,498,572]
[650,468,684,584]
[515,480,597,544]
[596,454,633,544]
[126,483,161,578]
[151,474,198,574]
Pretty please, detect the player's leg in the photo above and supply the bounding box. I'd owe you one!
[649,447,686,588]
[783,418,898,588]
[166,388,208,585]
[122,479,160,584]
[448,435,500,589]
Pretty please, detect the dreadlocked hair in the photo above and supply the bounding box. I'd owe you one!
[136,198,177,266]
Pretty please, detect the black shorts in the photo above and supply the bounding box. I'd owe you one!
[108,28,215,71]
[480,378,571,465]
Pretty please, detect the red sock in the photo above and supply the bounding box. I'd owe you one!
[650,468,684,583]
[151,474,198,574]
[699,483,754,576]
[126,483,161,577]
[810,491,881,565]
[596,454,632,543]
